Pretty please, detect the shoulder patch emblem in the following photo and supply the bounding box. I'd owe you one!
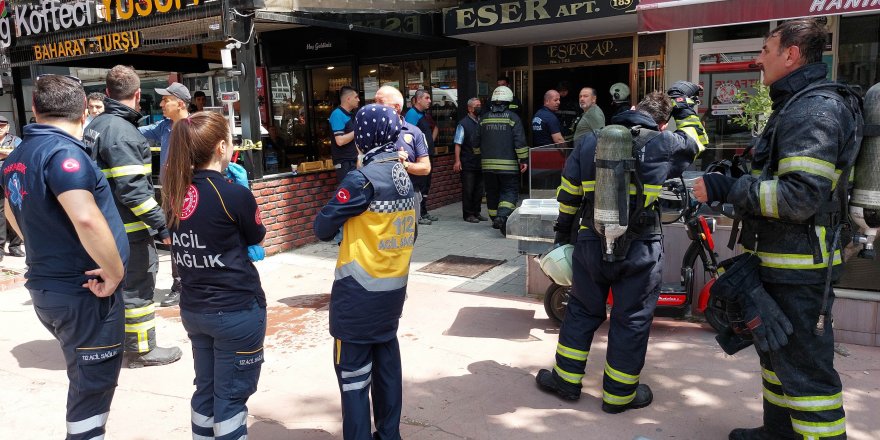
[392,162,410,196]
[336,188,351,203]
[403,133,414,144]
[61,158,80,173]
[180,184,199,220]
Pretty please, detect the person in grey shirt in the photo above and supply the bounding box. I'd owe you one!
[573,87,606,141]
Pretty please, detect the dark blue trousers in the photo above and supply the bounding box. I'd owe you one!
[181,300,266,440]
[483,172,518,220]
[756,282,846,439]
[334,338,402,440]
[30,288,124,440]
[552,240,662,406]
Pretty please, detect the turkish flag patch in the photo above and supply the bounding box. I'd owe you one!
[336,188,351,203]
[61,158,80,173]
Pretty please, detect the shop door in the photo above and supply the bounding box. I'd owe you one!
[532,64,630,132]
[690,39,763,171]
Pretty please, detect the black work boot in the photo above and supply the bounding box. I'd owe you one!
[601,384,653,414]
[535,369,581,401]
[127,346,182,368]
[729,427,792,440]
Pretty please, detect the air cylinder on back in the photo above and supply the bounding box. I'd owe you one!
[850,82,880,258]
[593,125,633,259]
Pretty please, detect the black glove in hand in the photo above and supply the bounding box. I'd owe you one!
[742,286,794,352]
[667,81,702,99]
[710,254,793,352]
[554,229,572,246]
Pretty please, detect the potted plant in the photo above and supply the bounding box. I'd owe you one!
[731,83,772,136]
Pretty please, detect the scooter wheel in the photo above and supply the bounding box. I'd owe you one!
[704,303,729,334]
[544,283,570,325]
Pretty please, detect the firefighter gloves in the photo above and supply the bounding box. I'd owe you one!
[710,254,794,352]
[667,81,702,100]
[742,284,794,352]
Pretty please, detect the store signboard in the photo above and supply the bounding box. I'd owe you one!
[443,0,637,35]
[533,36,633,65]
[638,0,880,33]
[0,0,202,49]
[34,31,142,61]
[1,0,221,67]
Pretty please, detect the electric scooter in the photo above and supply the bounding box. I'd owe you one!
[542,177,728,333]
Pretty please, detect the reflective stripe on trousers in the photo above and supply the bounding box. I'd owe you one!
[756,282,846,439]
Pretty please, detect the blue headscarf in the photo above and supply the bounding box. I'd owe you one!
[355,104,402,165]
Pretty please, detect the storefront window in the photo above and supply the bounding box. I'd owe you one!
[404,59,428,102]
[838,14,880,95]
[430,57,458,151]
[360,65,380,103]
[696,51,761,170]
[379,63,404,90]
[310,64,353,158]
[270,70,309,164]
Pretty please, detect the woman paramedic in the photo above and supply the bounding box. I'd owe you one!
[161,111,267,440]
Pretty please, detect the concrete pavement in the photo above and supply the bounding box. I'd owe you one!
[1,202,879,439]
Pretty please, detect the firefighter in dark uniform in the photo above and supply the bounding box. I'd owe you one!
[480,85,528,235]
[695,19,857,440]
[83,65,181,367]
[314,104,416,440]
[161,112,267,440]
[3,74,128,440]
[535,87,706,413]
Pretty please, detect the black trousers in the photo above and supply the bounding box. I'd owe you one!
[335,159,358,182]
[412,174,432,217]
[30,288,124,440]
[755,282,846,439]
[483,172,519,220]
[460,169,484,219]
[123,236,159,353]
[334,337,402,440]
[0,194,22,250]
[551,240,662,406]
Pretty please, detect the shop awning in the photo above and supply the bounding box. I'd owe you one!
[638,0,880,33]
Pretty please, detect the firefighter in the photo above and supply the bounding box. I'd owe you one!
[694,19,859,440]
[535,88,705,413]
[3,74,128,440]
[479,85,528,235]
[83,65,182,367]
[314,104,416,440]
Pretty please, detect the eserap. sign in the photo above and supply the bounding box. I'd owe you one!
[0,0,200,48]
[444,0,635,35]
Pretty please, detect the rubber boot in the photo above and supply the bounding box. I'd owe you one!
[601,384,653,414]
[127,345,182,368]
[729,427,788,440]
[535,369,581,401]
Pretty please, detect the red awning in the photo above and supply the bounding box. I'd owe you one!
[638,0,880,33]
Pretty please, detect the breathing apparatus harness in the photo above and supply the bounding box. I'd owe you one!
[581,126,661,262]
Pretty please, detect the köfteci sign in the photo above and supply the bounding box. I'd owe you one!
[0,0,201,48]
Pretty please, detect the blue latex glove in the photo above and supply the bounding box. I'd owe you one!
[247,245,265,262]
[226,163,249,188]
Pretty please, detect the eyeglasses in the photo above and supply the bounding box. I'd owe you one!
[35,74,82,85]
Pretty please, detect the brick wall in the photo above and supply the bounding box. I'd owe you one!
[253,155,461,255]
[251,171,338,255]
[426,154,462,211]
